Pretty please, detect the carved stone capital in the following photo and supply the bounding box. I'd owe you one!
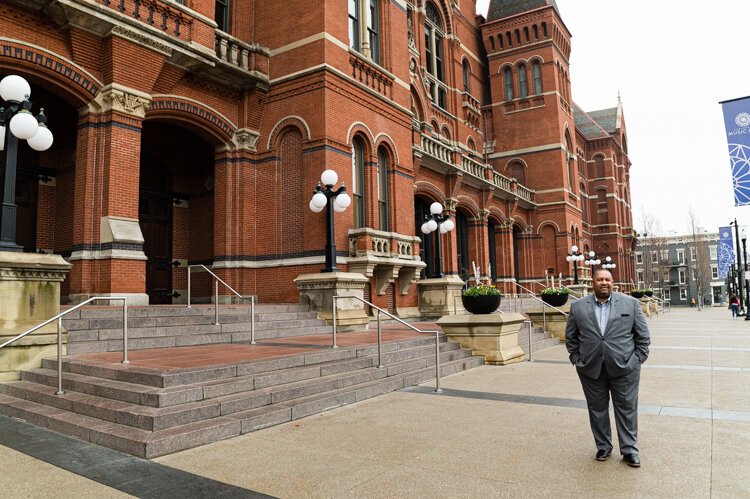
[97,84,151,118]
[444,198,459,212]
[228,128,260,152]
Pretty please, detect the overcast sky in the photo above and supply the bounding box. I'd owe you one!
[476,0,750,235]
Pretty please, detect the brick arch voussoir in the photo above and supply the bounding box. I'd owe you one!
[347,122,376,148]
[536,220,561,234]
[0,41,101,108]
[146,96,236,145]
[414,181,444,203]
[455,195,480,219]
[374,133,400,166]
[487,207,507,225]
[267,115,312,151]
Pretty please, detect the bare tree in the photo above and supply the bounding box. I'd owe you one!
[687,208,713,308]
[637,208,666,294]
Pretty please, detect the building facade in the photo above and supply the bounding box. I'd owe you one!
[635,232,726,306]
[0,0,636,309]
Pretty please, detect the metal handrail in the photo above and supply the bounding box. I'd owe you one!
[0,296,128,395]
[332,295,442,393]
[187,264,256,343]
[514,281,569,339]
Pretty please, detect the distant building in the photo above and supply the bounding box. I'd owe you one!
[635,232,725,306]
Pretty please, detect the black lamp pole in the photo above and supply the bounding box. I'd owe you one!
[425,212,451,278]
[731,219,744,313]
[567,246,583,284]
[0,111,22,252]
[315,182,348,273]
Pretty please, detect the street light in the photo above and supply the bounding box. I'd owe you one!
[584,250,601,268]
[420,202,454,278]
[565,245,584,284]
[309,169,351,272]
[602,256,617,270]
[0,74,54,252]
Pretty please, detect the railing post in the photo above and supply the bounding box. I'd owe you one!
[434,331,441,393]
[332,296,338,348]
[187,267,191,308]
[250,296,256,345]
[376,310,383,368]
[214,279,219,325]
[56,317,64,395]
[543,303,547,334]
[122,299,129,364]
[526,320,533,362]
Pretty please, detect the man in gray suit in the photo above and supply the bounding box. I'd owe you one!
[565,268,650,467]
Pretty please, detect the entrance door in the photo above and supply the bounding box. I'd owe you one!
[139,159,173,304]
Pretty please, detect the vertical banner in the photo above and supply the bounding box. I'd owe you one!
[720,96,750,206]
[718,226,734,279]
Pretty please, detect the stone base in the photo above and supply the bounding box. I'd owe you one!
[437,313,526,365]
[395,306,421,319]
[0,251,71,379]
[639,298,658,317]
[418,275,465,318]
[526,305,570,341]
[294,271,370,331]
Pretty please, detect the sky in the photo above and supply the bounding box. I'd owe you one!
[475,0,750,235]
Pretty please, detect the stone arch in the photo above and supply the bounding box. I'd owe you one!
[267,115,311,150]
[456,195,481,218]
[410,86,426,123]
[374,133,400,166]
[537,220,561,234]
[487,207,507,224]
[0,40,102,108]
[147,96,236,145]
[347,121,376,146]
[466,136,477,153]
[421,0,454,35]
[414,181,444,203]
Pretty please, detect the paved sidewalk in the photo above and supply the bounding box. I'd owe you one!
[2,307,749,497]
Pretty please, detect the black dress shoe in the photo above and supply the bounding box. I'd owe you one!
[595,449,612,461]
[623,453,641,467]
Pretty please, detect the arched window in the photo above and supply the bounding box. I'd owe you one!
[532,61,542,94]
[518,64,528,98]
[215,0,230,31]
[565,131,574,188]
[541,22,548,38]
[488,36,495,51]
[506,32,512,47]
[595,156,605,178]
[498,34,503,49]
[523,27,530,43]
[507,161,526,185]
[415,197,435,278]
[580,183,588,223]
[425,2,446,108]
[462,59,471,93]
[467,137,476,153]
[533,24,539,40]
[349,0,380,63]
[352,137,366,228]
[377,147,389,231]
[504,67,514,101]
[515,29,521,45]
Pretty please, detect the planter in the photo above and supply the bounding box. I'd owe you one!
[541,293,569,307]
[644,290,654,297]
[461,294,502,314]
[631,291,645,299]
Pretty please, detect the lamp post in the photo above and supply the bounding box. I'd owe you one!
[565,245,584,284]
[730,219,744,314]
[420,202,454,278]
[602,256,617,270]
[309,169,351,272]
[584,250,601,270]
[740,226,750,320]
[0,75,54,252]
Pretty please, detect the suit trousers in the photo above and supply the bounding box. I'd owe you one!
[577,361,641,455]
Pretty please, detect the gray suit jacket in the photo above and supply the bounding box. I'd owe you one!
[565,292,650,378]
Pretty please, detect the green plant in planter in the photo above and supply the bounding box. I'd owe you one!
[462,283,502,297]
[631,288,646,298]
[540,286,571,296]
[643,288,654,297]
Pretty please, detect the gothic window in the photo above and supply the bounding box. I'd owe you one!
[580,183,588,223]
[377,147,389,231]
[462,59,471,93]
[352,137,366,228]
[349,0,380,63]
[595,156,605,178]
[216,0,229,31]
[532,61,543,94]
[504,67,514,101]
[518,64,528,98]
[425,2,446,108]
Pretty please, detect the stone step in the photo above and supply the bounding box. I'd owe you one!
[61,304,311,320]
[0,353,483,458]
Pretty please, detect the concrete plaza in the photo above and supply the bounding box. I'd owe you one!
[1,306,749,498]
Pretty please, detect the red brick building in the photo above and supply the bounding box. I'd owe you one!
[0,0,635,308]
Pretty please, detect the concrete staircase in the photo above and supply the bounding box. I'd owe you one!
[517,322,561,357]
[62,304,329,354]
[0,336,483,458]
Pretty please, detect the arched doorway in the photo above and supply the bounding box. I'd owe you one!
[455,210,469,280]
[415,196,435,278]
[139,122,215,304]
[513,225,522,290]
[488,219,498,282]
